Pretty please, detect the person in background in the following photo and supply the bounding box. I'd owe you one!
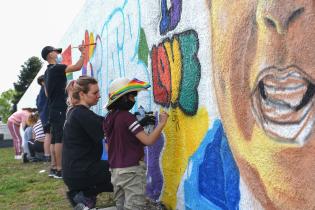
[63,76,113,209]
[103,77,169,210]
[41,41,86,178]
[22,119,34,163]
[23,112,45,162]
[28,112,45,162]
[36,75,51,163]
[7,108,34,159]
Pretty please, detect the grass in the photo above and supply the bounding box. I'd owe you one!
[0,147,114,210]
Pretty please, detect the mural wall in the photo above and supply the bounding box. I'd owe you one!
[20,0,315,209]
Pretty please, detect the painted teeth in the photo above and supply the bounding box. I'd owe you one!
[252,68,315,144]
[261,97,312,123]
[264,84,307,107]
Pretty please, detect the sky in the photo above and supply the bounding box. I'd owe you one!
[0,0,86,94]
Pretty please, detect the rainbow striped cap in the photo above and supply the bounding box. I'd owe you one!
[105,77,150,109]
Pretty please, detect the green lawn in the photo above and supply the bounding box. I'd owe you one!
[0,147,114,210]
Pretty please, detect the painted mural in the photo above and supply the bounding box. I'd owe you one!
[19,0,315,209]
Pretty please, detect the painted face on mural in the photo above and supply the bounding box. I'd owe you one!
[210,0,315,209]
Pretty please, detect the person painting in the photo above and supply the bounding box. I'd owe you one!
[41,42,85,178]
[62,76,113,209]
[103,77,169,210]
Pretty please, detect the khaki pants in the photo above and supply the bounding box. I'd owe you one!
[110,162,147,210]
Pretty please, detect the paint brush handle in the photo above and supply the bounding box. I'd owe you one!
[72,43,96,48]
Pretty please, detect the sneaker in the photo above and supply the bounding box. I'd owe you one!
[30,157,40,162]
[44,156,51,162]
[22,153,29,163]
[74,203,90,210]
[15,155,22,160]
[66,191,77,207]
[53,170,63,179]
[48,168,57,177]
[73,191,96,209]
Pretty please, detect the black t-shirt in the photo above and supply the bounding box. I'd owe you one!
[62,105,104,179]
[44,64,67,111]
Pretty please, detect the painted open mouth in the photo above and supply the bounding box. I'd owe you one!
[251,66,315,145]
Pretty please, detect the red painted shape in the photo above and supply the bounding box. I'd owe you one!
[151,43,171,107]
[62,45,72,65]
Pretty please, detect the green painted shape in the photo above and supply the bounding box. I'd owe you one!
[178,30,201,116]
[138,28,149,66]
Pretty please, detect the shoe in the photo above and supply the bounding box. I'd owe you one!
[29,157,40,162]
[15,155,22,160]
[74,203,90,210]
[22,153,29,163]
[73,191,96,209]
[48,168,57,177]
[44,156,51,162]
[66,191,77,207]
[53,170,63,179]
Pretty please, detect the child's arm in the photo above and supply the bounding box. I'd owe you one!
[136,111,168,145]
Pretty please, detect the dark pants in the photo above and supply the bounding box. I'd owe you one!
[63,160,113,197]
[28,140,44,157]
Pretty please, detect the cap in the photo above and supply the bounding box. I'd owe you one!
[41,46,62,60]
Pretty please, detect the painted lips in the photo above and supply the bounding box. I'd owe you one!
[251,66,315,145]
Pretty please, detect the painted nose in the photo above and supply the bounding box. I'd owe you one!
[258,1,305,34]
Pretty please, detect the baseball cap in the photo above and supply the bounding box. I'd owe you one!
[41,46,62,60]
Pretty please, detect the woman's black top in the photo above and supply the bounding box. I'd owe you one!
[62,105,104,179]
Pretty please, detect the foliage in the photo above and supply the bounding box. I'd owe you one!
[13,56,43,104]
[0,89,15,123]
[0,147,115,209]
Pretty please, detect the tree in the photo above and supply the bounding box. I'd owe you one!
[13,56,43,104]
[0,89,16,123]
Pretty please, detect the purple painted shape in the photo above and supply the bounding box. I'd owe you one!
[159,0,182,35]
[145,117,165,200]
[169,0,182,30]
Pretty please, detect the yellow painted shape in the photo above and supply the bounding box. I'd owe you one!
[161,107,209,209]
[164,37,182,104]
[89,32,95,58]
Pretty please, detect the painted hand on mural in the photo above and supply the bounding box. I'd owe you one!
[210,0,315,209]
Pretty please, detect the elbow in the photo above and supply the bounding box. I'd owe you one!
[144,138,155,146]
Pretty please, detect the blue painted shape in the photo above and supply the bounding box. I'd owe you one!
[184,120,240,210]
[159,0,170,35]
[101,139,108,160]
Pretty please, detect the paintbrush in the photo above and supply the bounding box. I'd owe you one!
[72,43,96,49]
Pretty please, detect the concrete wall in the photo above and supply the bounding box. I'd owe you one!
[19,0,315,209]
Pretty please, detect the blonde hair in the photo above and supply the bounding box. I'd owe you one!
[26,112,39,126]
[66,76,98,106]
[66,80,80,107]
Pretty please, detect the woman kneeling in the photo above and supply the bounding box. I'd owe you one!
[62,76,113,209]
